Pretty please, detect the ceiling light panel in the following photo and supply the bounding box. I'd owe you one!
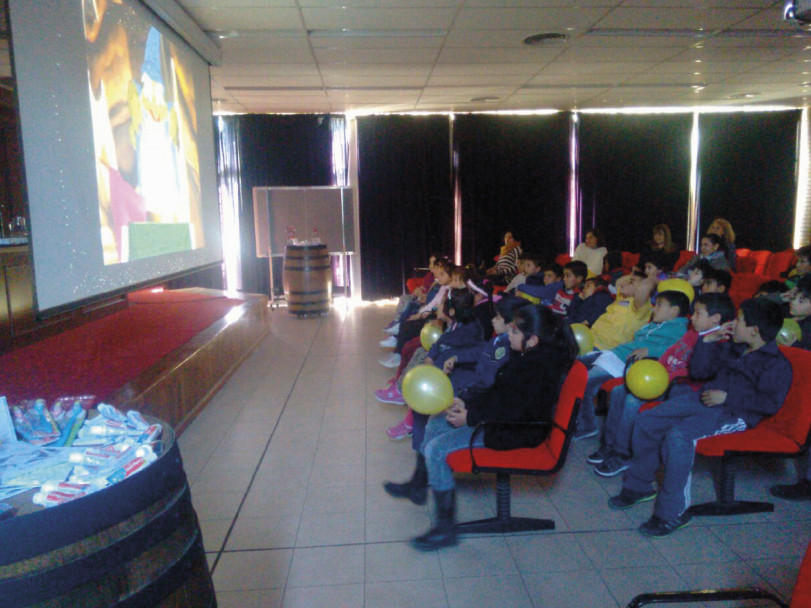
[597,7,760,30]
[556,45,683,63]
[540,61,660,75]
[313,47,440,64]
[211,63,322,77]
[452,8,613,31]
[443,29,573,49]
[184,7,302,30]
[300,8,458,30]
[436,47,565,64]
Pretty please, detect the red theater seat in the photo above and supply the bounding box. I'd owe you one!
[445,360,587,535]
[688,346,811,517]
[765,249,796,279]
[748,250,773,275]
[555,253,572,266]
[673,250,695,272]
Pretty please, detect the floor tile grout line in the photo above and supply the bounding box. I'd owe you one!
[209,316,325,574]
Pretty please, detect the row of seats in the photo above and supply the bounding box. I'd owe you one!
[553,248,797,307]
[555,247,797,278]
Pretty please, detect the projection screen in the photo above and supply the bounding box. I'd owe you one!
[8,0,222,315]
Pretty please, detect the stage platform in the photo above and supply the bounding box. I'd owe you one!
[0,288,269,434]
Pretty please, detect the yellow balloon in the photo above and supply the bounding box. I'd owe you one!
[402,364,454,415]
[570,323,594,355]
[657,278,695,303]
[778,318,803,346]
[626,359,670,400]
[420,322,443,351]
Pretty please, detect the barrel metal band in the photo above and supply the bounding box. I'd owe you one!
[0,483,184,581]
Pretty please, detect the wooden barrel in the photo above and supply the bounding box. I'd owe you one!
[283,244,332,315]
[0,427,216,608]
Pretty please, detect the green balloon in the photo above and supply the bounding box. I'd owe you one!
[570,323,594,355]
[777,318,803,346]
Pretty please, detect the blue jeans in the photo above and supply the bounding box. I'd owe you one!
[604,383,694,458]
[623,392,747,520]
[419,415,485,492]
[576,351,613,433]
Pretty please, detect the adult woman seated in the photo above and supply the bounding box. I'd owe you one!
[640,223,680,272]
[707,217,737,271]
[485,230,522,285]
[572,228,607,276]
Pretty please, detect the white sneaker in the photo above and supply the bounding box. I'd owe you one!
[379,335,397,348]
[384,323,400,335]
[379,353,401,368]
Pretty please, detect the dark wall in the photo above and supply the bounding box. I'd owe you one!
[357,115,454,301]
[579,114,693,253]
[455,113,569,267]
[697,111,800,252]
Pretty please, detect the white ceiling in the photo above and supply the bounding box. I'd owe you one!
[180,0,811,114]
[4,1,811,113]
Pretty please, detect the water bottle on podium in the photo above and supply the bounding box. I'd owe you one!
[286,226,297,246]
[311,228,321,245]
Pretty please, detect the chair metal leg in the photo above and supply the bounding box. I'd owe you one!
[688,457,774,517]
[455,472,556,535]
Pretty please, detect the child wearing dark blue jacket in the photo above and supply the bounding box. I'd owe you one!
[567,277,613,327]
[382,296,528,507]
[610,297,791,537]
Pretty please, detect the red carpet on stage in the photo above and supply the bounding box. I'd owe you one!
[0,291,245,405]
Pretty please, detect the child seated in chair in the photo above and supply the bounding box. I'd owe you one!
[548,260,588,316]
[589,293,736,477]
[385,304,577,551]
[515,262,562,304]
[567,276,613,327]
[589,272,655,352]
[573,290,690,441]
[771,283,811,501]
[784,245,811,290]
[504,253,543,294]
[609,297,791,537]
[700,267,732,295]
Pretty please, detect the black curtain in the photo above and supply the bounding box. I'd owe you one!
[218,114,334,296]
[455,114,569,267]
[697,111,800,252]
[357,115,453,300]
[578,114,693,253]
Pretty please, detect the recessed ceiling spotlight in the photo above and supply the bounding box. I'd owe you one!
[523,32,568,46]
[470,96,500,102]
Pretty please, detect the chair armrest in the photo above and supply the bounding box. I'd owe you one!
[627,588,787,608]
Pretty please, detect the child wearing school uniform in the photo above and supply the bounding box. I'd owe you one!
[392,305,577,551]
[589,293,736,477]
[548,261,587,316]
[573,290,690,441]
[516,263,562,305]
[610,298,791,537]
[382,297,528,506]
[770,276,811,501]
[504,253,542,294]
[567,277,614,327]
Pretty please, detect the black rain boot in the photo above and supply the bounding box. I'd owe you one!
[412,489,457,551]
[383,453,428,505]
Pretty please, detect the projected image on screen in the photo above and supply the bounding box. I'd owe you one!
[82,0,203,265]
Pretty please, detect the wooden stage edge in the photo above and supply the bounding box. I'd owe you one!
[106,289,269,435]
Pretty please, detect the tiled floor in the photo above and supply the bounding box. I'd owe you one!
[179,301,811,608]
